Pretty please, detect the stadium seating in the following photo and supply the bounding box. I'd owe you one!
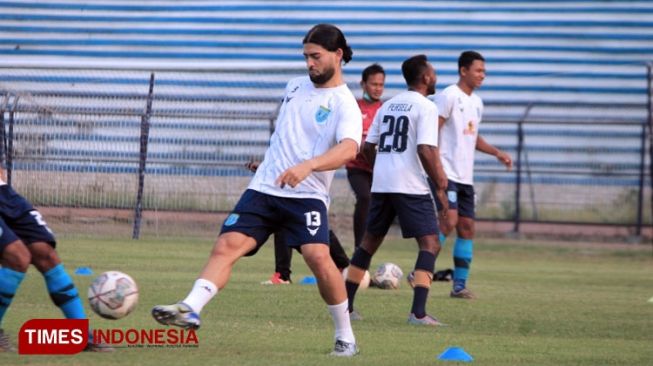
[0,1,651,105]
[0,1,650,224]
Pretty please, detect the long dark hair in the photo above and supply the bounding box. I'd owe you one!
[303,24,353,64]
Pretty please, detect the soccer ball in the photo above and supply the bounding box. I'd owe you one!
[372,263,403,289]
[88,271,139,319]
[341,267,370,290]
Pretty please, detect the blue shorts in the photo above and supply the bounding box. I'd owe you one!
[429,179,475,219]
[220,189,330,256]
[0,185,56,252]
[365,193,439,239]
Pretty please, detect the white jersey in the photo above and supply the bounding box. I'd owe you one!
[434,84,484,185]
[248,76,362,206]
[366,90,439,194]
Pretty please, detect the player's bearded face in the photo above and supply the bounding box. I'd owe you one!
[309,64,336,85]
[303,43,337,85]
[426,66,437,96]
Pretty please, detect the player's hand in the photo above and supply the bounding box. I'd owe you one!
[245,160,260,172]
[435,189,449,219]
[276,160,314,188]
[497,151,513,170]
[438,207,448,221]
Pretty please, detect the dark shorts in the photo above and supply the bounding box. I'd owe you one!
[429,179,475,219]
[220,189,330,256]
[365,193,439,239]
[0,185,56,252]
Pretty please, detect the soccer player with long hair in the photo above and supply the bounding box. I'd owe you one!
[152,24,362,357]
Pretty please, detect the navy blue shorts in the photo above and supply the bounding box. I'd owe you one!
[365,193,439,239]
[0,185,56,252]
[220,189,330,256]
[429,179,475,219]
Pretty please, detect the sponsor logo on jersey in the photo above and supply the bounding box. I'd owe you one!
[463,121,476,136]
[315,105,331,124]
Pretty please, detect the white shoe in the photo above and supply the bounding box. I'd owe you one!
[329,339,359,357]
[151,303,201,330]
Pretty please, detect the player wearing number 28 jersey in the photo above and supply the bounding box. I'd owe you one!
[345,55,449,326]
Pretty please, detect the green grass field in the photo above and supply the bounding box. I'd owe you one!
[1,235,652,366]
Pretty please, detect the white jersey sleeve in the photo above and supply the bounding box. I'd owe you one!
[434,91,454,120]
[415,103,439,147]
[335,98,363,149]
[364,108,382,145]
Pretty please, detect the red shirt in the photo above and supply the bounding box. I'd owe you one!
[346,99,383,172]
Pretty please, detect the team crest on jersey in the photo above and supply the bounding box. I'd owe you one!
[224,213,239,226]
[315,105,331,124]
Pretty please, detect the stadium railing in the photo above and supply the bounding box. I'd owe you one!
[0,65,650,239]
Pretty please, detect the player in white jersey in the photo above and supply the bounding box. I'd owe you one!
[431,51,512,299]
[345,55,449,326]
[152,24,362,357]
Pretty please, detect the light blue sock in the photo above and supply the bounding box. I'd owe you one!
[453,238,473,291]
[0,267,26,326]
[438,232,447,247]
[43,264,87,319]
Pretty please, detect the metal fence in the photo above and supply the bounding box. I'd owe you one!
[0,66,651,239]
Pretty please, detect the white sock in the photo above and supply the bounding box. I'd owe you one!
[327,300,355,344]
[181,279,218,314]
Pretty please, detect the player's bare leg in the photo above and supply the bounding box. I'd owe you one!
[408,234,445,326]
[302,243,358,357]
[0,241,30,352]
[152,232,257,330]
[409,208,457,288]
[197,232,258,288]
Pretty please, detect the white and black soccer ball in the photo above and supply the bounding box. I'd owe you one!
[341,267,370,290]
[88,271,139,319]
[372,263,403,290]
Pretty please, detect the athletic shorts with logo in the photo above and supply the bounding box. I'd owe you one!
[0,185,56,251]
[429,178,475,219]
[220,189,329,256]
